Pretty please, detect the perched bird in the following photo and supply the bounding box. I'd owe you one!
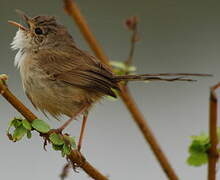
[9,12,209,150]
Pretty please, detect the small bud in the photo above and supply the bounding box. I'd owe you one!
[125,16,139,31]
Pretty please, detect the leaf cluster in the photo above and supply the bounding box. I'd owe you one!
[7,118,32,141]
[7,118,76,157]
[187,129,220,167]
[50,132,76,157]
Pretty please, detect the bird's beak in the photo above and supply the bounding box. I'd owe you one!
[8,20,28,31]
[8,10,30,31]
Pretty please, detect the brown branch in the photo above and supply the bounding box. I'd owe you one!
[208,83,220,180]
[63,0,109,66]
[0,76,108,180]
[63,0,179,179]
[119,85,179,179]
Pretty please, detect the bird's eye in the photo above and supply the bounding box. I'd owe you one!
[35,28,43,35]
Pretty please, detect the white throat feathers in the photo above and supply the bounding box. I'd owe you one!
[11,29,29,68]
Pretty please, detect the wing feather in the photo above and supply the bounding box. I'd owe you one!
[35,47,119,97]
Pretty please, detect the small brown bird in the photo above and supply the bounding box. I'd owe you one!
[9,12,209,150]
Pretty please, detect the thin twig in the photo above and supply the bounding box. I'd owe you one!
[63,0,179,179]
[0,76,108,180]
[208,83,220,180]
[124,16,139,68]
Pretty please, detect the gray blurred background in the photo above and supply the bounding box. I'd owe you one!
[1,0,220,179]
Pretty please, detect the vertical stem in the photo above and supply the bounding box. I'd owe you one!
[208,83,220,180]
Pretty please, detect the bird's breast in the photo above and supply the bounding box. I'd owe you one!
[18,55,96,118]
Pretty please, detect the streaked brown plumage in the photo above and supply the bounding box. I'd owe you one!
[9,12,210,150]
[11,15,120,119]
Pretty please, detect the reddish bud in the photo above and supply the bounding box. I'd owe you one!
[125,16,139,31]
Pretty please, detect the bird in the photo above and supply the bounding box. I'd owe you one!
[8,11,210,150]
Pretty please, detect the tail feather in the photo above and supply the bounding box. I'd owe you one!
[114,73,212,82]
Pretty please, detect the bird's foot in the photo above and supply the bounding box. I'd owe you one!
[43,137,48,151]
[40,129,63,151]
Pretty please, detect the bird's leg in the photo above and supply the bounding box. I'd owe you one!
[52,104,89,134]
[77,111,89,151]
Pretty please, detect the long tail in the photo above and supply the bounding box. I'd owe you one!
[114,73,212,82]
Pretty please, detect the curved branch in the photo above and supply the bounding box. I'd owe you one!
[63,0,179,179]
[0,76,108,180]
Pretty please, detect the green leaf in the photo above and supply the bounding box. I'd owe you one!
[105,89,119,101]
[14,120,22,128]
[187,132,211,167]
[62,143,71,156]
[110,60,137,76]
[127,66,137,72]
[187,153,208,166]
[26,131,32,139]
[7,119,15,134]
[69,137,77,149]
[13,125,27,141]
[112,69,125,76]
[52,144,63,151]
[49,133,64,145]
[105,95,118,101]
[9,118,22,129]
[7,118,22,141]
[110,61,126,69]
[189,133,210,154]
[32,119,50,133]
[61,149,65,157]
[63,135,77,149]
[191,133,209,143]
[22,119,32,130]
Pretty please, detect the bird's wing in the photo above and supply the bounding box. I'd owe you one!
[36,48,119,97]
